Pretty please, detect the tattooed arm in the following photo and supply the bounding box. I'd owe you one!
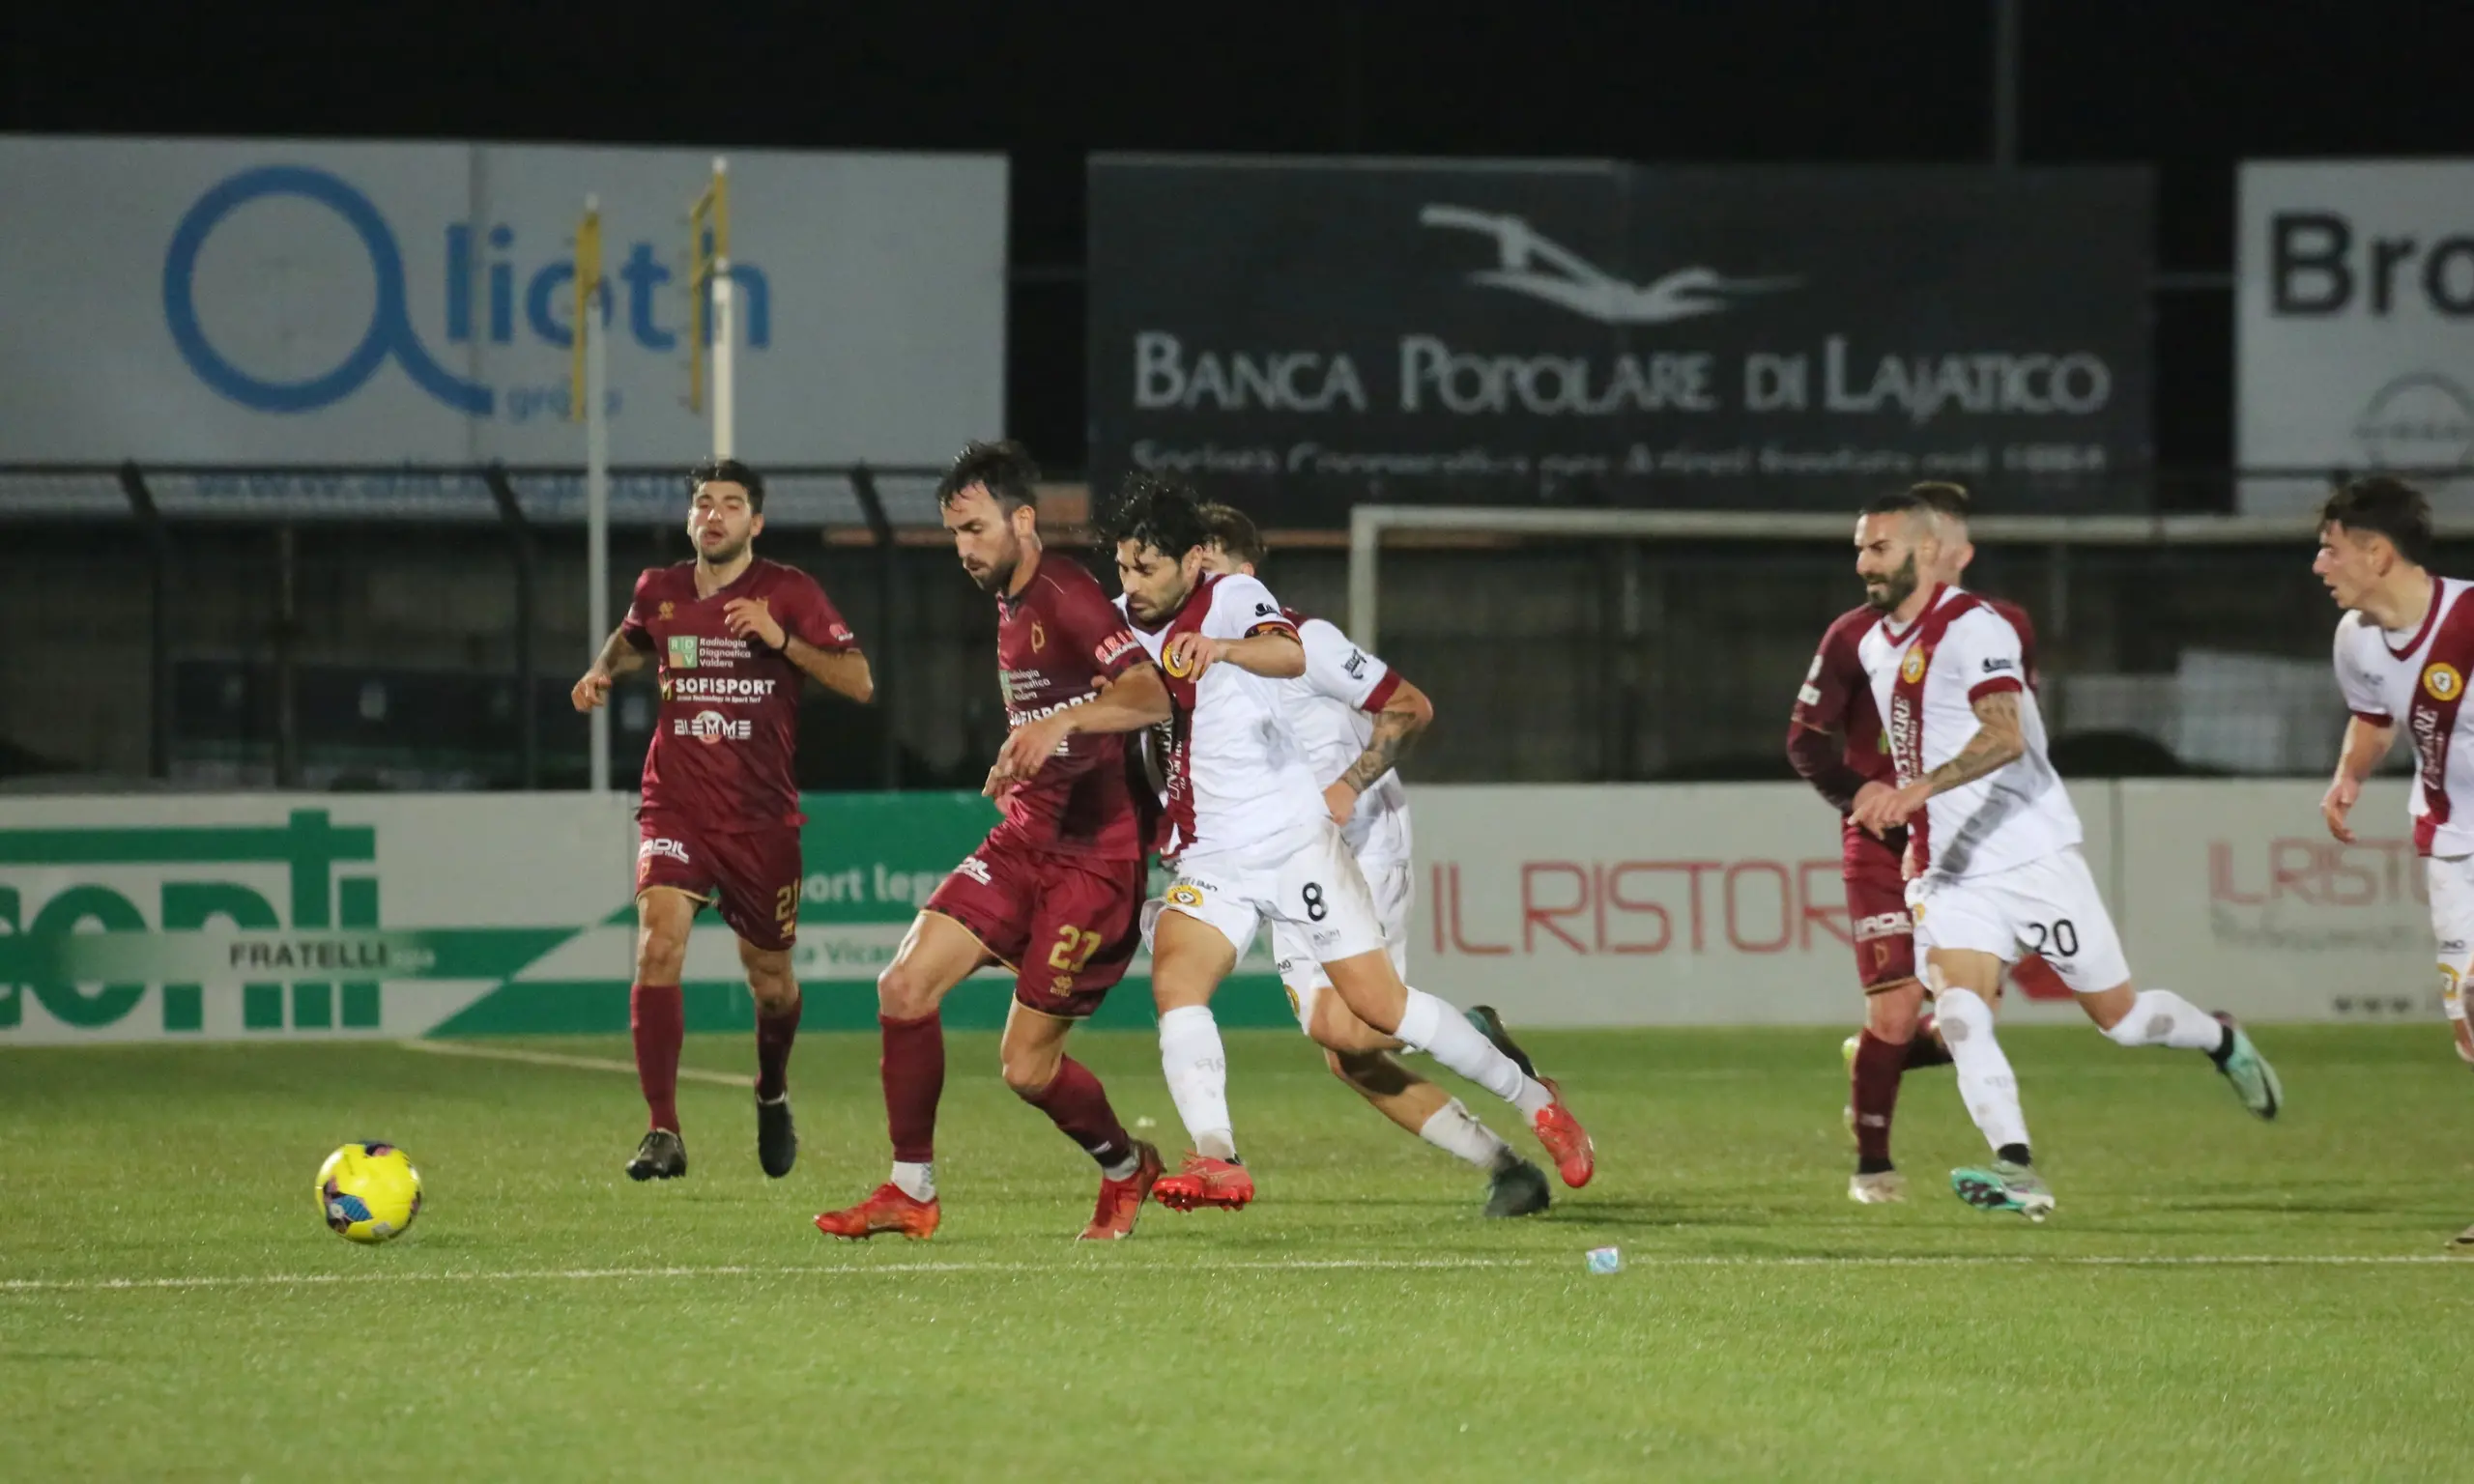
[1326,677,1434,825]
[1847,689,2025,835]
[570,625,649,711]
[1918,689,2027,793]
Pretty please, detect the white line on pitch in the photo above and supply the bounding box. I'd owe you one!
[3,1252,2462,1294]
[398,1039,752,1088]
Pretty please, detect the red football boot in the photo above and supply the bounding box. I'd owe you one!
[1150,1152,1254,1213]
[1079,1141,1164,1241]
[814,1183,940,1241]
[1531,1078,1596,1188]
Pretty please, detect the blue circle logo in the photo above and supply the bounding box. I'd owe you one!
[162,164,494,415]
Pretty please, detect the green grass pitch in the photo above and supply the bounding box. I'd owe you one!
[5,1023,2474,1480]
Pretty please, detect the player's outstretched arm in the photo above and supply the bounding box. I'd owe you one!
[1165,629,1305,681]
[571,626,647,711]
[782,637,875,704]
[985,664,1175,795]
[1328,677,1434,823]
[2322,716,2396,844]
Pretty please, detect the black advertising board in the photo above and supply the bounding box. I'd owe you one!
[1087,157,2154,520]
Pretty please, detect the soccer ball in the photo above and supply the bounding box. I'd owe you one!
[317,1141,423,1243]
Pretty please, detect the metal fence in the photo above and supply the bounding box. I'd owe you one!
[1,461,2463,793]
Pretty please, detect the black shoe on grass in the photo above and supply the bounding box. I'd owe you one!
[627,1127,687,1182]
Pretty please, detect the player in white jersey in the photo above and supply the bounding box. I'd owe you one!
[1048,474,1594,1213]
[1194,501,1552,1218]
[2312,477,2474,1247]
[1845,489,2283,1219]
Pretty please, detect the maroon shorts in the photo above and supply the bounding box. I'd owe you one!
[1842,821,1916,990]
[923,829,1146,1019]
[636,813,803,953]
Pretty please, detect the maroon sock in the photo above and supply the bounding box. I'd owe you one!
[755,994,802,1101]
[1905,1016,1954,1070]
[880,1013,945,1163]
[630,982,684,1132]
[1020,1056,1136,1171]
[1852,1030,1909,1170]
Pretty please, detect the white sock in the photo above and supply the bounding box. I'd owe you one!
[1100,1150,1140,1181]
[1158,1005,1236,1160]
[1936,987,2031,1155]
[1394,988,1551,1116]
[1417,1098,1514,1171]
[891,1159,935,1203]
[2101,988,2229,1053]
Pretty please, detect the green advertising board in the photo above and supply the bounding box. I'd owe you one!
[0,792,1288,1043]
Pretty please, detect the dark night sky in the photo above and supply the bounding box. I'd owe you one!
[10,1,2472,471]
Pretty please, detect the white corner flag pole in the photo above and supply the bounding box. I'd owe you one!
[585,194,614,795]
[710,157,734,460]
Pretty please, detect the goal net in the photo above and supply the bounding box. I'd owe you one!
[1338,503,2449,785]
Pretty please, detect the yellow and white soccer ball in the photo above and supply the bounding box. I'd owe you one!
[316,1142,423,1244]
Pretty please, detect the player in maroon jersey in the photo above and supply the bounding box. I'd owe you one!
[1789,481,2053,1204]
[571,458,875,1184]
[568,457,880,1177]
[814,441,1177,1242]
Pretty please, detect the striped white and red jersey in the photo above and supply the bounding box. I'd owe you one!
[1858,584,2082,883]
[2332,576,2474,856]
[1116,573,1322,862]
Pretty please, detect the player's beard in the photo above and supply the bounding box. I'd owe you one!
[966,537,1021,594]
[698,529,751,567]
[1863,555,1917,614]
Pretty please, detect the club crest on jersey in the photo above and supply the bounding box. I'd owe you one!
[657,601,675,621]
[2425,662,2463,702]
[668,636,699,669]
[1029,620,1047,652]
[1900,647,1927,684]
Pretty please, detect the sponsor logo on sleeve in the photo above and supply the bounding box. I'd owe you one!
[1342,649,1367,678]
[1798,684,1823,706]
[1981,656,2016,674]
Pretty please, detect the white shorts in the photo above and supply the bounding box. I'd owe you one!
[1273,854,1412,1033]
[2429,854,2474,1020]
[1145,818,1389,973]
[1906,846,2129,996]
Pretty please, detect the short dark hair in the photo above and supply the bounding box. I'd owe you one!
[936,440,1040,511]
[1910,481,1972,521]
[1198,500,1267,568]
[687,457,764,513]
[1104,471,1213,559]
[1860,489,1932,521]
[2321,475,2433,566]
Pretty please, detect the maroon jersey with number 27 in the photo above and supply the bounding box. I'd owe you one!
[620,558,857,831]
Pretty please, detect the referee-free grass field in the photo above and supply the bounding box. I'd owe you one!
[6,1024,2473,1481]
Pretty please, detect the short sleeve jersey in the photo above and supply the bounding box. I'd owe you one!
[1281,614,1413,869]
[619,558,857,831]
[2332,576,2474,856]
[1858,585,2081,882]
[1119,573,1323,862]
[991,555,1153,860]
